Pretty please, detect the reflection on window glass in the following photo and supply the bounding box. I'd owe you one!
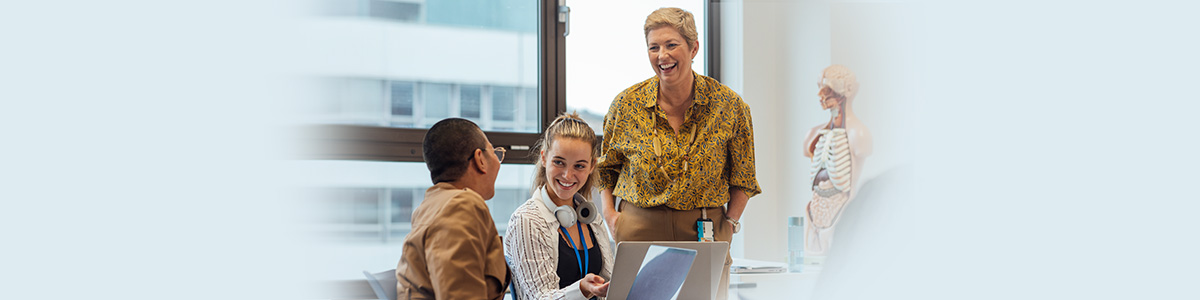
[341,79,385,124]
[312,78,387,125]
[300,160,534,280]
[302,0,544,282]
[524,87,538,123]
[318,0,421,22]
[461,85,482,119]
[492,86,516,122]
[390,81,414,116]
[308,0,539,133]
[422,83,452,123]
[367,0,421,22]
[347,188,382,224]
[427,0,536,32]
[390,188,414,224]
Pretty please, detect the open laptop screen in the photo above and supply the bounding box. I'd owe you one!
[626,246,697,300]
[608,241,729,300]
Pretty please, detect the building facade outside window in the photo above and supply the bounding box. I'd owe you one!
[299,0,711,283]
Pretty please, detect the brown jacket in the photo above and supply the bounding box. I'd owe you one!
[395,183,510,300]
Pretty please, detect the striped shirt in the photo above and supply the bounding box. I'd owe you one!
[504,187,615,300]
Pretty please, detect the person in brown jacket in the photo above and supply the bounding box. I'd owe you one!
[396,118,512,300]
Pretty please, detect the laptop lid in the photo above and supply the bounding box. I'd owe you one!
[626,246,696,300]
[608,241,730,300]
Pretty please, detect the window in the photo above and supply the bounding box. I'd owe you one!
[318,0,423,22]
[306,0,552,139]
[461,84,482,118]
[300,0,721,284]
[492,86,516,122]
[390,81,415,122]
[309,78,389,126]
[421,83,452,126]
[299,161,536,239]
[565,0,710,133]
[301,160,535,280]
[300,0,567,283]
[524,87,539,124]
[368,0,421,22]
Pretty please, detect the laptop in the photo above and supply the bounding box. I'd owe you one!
[626,246,697,300]
[607,241,730,300]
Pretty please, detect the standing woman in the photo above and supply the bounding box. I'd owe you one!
[506,113,613,300]
[596,7,761,296]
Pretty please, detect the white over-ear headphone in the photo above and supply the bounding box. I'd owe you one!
[543,192,597,227]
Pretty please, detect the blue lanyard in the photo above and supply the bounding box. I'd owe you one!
[559,223,589,276]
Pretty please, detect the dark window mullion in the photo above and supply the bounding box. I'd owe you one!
[706,0,722,82]
[304,0,563,165]
[539,0,566,134]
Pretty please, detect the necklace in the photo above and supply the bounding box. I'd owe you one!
[652,109,699,178]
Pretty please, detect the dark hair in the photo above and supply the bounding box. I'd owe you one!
[423,118,488,184]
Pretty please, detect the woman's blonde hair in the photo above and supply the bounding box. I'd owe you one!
[644,7,698,48]
[532,112,600,200]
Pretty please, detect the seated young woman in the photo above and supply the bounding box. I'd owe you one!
[505,112,613,300]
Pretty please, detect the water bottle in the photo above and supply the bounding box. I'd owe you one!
[787,216,804,272]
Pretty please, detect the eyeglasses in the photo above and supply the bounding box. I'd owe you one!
[493,147,507,163]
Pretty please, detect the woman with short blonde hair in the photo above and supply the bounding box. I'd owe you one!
[597,6,761,298]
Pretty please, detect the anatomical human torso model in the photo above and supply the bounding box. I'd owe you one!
[803,65,872,257]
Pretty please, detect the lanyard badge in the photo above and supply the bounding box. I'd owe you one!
[697,218,715,242]
[697,206,715,242]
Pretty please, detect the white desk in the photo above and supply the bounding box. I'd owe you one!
[728,270,820,300]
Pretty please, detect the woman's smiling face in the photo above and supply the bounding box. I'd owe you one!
[542,138,594,204]
[646,26,698,86]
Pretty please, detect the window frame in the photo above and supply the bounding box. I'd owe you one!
[305,0,567,165]
[304,0,719,164]
[706,0,722,82]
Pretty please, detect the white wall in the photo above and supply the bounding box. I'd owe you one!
[726,2,1200,299]
[830,2,918,180]
[721,0,917,262]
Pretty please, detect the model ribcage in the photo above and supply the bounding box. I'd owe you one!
[809,128,852,228]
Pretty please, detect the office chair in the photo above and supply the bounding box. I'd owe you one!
[362,269,398,300]
[508,278,521,300]
[365,268,518,300]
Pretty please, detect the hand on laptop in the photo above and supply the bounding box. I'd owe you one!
[580,273,610,298]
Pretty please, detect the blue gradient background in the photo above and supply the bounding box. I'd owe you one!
[2,0,1197,299]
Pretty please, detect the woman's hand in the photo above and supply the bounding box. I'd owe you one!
[601,189,620,234]
[579,273,610,298]
[605,212,620,235]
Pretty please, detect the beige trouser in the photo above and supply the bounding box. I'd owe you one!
[613,200,733,300]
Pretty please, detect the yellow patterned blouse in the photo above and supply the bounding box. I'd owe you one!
[597,72,761,210]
